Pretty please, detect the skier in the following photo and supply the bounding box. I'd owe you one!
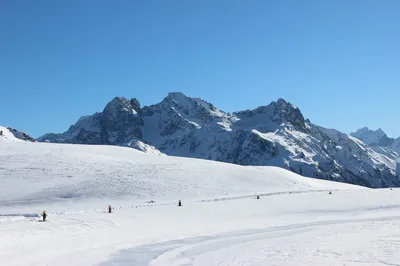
[0,130,3,136]
[108,205,112,213]
[256,195,260,199]
[178,200,182,207]
[42,210,47,222]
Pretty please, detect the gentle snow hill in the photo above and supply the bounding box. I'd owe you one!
[0,140,362,211]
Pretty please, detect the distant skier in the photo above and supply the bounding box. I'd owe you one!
[329,191,332,195]
[108,205,112,213]
[256,195,260,199]
[0,130,3,136]
[42,210,47,222]
[178,200,182,207]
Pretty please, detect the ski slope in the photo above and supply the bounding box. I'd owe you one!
[1,138,400,265]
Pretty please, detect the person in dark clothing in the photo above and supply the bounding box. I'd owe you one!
[178,200,182,207]
[108,205,112,213]
[42,210,47,221]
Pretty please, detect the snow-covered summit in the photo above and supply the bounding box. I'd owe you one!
[104,96,140,119]
[37,93,400,188]
[351,127,400,156]
[234,98,306,132]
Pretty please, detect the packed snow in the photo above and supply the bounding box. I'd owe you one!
[1,139,400,266]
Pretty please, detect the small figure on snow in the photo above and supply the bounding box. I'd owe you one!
[256,195,260,199]
[178,200,182,207]
[42,210,47,221]
[0,130,3,136]
[108,205,112,213]
[329,191,332,195]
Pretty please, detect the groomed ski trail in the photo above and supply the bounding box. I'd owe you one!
[101,215,400,266]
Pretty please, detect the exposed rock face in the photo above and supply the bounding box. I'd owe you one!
[38,92,400,188]
[102,97,144,145]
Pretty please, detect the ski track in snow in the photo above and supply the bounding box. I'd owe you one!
[2,187,400,266]
[101,215,400,266]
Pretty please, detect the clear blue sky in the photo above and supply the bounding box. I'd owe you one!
[1,0,399,138]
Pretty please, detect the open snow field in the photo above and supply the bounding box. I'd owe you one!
[1,129,400,266]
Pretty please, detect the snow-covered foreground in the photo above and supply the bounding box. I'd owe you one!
[1,138,400,265]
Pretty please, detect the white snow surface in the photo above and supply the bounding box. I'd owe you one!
[2,141,400,266]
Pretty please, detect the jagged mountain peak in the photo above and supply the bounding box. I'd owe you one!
[167,91,188,98]
[103,96,140,118]
[155,92,227,120]
[235,98,306,132]
[275,98,299,110]
[354,127,386,135]
[161,92,193,107]
[275,97,289,106]
[351,127,389,145]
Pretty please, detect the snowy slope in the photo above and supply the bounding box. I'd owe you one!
[0,141,357,208]
[2,141,400,266]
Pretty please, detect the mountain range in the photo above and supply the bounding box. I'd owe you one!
[30,92,400,188]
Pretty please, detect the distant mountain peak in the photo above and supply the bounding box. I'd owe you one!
[103,96,140,118]
[351,127,389,146]
[272,98,306,131]
[276,98,289,105]
[167,91,187,98]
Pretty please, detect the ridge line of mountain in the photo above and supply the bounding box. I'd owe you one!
[11,91,400,188]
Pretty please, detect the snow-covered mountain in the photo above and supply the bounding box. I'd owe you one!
[0,126,36,142]
[351,127,392,146]
[351,127,400,155]
[38,92,400,188]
